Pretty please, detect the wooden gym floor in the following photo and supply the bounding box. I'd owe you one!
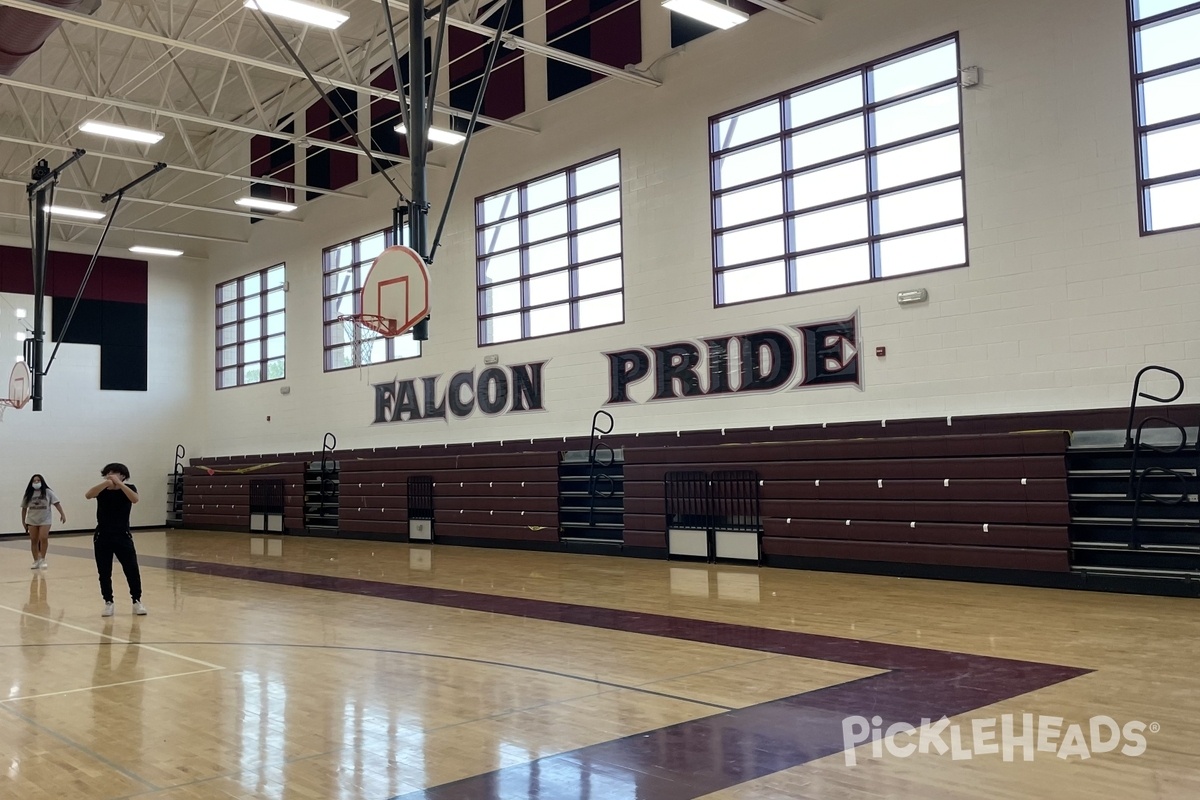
[0,530,1197,799]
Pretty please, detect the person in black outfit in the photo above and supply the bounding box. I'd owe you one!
[85,462,146,617]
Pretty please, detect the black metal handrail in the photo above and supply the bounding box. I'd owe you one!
[586,410,616,527]
[1124,365,1184,449]
[1122,366,1196,549]
[319,432,337,517]
[171,444,186,515]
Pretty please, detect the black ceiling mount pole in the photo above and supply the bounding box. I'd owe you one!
[407,0,431,341]
[25,149,85,412]
[45,162,166,376]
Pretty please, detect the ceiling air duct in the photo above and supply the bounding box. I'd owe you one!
[0,0,101,77]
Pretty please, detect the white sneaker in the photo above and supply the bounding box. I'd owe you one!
[133,601,147,616]
[30,560,39,569]
[101,602,115,617]
[38,559,48,570]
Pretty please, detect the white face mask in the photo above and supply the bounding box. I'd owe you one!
[32,482,42,489]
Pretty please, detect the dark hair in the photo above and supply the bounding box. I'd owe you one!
[23,474,49,505]
[101,463,130,480]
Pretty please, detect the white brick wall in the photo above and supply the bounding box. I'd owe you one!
[198,0,1199,457]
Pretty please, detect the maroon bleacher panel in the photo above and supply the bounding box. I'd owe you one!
[545,0,641,101]
[192,407,1200,584]
[182,462,304,532]
[337,450,560,545]
[622,431,1072,573]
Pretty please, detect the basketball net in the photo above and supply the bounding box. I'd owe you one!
[338,314,396,377]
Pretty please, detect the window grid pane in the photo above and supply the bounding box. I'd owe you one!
[320,227,422,371]
[1131,5,1200,233]
[710,36,967,304]
[214,264,286,389]
[475,152,625,344]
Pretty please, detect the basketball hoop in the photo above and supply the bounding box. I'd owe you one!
[1,360,32,422]
[336,245,430,370]
[338,314,392,367]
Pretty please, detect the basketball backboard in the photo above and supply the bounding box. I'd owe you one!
[1,359,31,419]
[359,245,430,337]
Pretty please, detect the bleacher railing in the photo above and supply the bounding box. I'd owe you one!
[1124,366,1197,549]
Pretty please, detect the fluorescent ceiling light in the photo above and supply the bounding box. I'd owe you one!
[662,0,748,29]
[235,197,298,213]
[44,205,106,221]
[130,246,184,257]
[79,120,164,144]
[395,124,467,145]
[244,0,349,29]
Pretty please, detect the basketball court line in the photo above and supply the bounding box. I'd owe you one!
[0,603,225,671]
[2,667,222,703]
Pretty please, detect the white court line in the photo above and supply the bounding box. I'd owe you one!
[0,604,225,671]
[2,667,223,703]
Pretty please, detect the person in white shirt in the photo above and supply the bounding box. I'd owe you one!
[21,474,66,569]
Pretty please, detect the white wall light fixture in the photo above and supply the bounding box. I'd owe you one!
[897,288,929,306]
[662,0,748,30]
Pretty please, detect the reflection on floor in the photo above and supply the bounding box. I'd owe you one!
[1,530,1196,799]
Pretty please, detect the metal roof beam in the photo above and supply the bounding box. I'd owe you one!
[431,13,661,88]
[0,209,246,243]
[0,0,537,134]
[0,75,420,166]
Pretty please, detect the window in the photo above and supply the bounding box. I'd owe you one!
[710,37,966,305]
[322,228,421,371]
[1129,1,1200,232]
[475,152,625,345]
[216,265,285,389]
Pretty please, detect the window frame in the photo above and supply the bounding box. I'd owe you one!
[215,264,286,390]
[474,150,626,346]
[321,227,422,372]
[1126,0,1200,235]
[708,34,969,307]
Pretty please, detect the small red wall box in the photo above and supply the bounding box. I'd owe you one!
[876,346,886,357]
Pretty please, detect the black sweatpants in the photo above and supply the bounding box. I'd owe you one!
[94,530,142,603]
